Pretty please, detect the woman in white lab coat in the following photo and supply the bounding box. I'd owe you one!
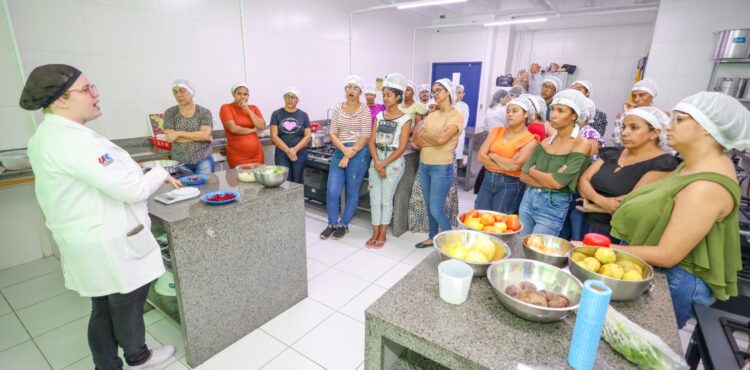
[21,64,179,370]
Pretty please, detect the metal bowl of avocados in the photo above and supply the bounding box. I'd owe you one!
[522,234,575,268]
[567,246,654,301]
[456,210,523,242]
[140,159,180,174]
[253,165,289,187]
[487,259,582,322]
[433,229,511,277]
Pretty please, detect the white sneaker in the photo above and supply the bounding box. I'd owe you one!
[129,345,176,370]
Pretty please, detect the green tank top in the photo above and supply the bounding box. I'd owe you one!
[611,162,742,300]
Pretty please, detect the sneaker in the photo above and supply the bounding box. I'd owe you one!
[320,224,336,239]
[332,226,349,240]
[129,345,175,370]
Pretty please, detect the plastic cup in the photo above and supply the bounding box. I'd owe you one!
[438,259,473,304]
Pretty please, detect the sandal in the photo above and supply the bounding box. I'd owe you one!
[414,241,434,249]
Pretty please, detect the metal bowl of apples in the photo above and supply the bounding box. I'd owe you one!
[522,234,575,268]
[487,259,583,322]
[433,229,511,277]
[457,210,523,242]
[567,246,654,301]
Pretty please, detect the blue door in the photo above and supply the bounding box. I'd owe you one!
[431,61,482,128]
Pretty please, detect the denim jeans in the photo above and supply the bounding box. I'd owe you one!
[559,196,588,241]
[369,155,405,225]
[518,187,573,237]
[89,283,152,370]
[177,155,214,175]
[666,266,716,329]
[474,171,526,215]
[327,143,371,227]
[419,163,454,238]
[274,148,307,184]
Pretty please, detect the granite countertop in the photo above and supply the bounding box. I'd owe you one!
[365,239,682,369]
[148,169,302,224]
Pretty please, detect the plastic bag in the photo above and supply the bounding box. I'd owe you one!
[602,306,689,370]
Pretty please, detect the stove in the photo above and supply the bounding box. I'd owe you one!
[308,145,335,165]
[686,298,750,369]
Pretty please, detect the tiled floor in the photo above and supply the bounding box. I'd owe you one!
[0,187,710,369]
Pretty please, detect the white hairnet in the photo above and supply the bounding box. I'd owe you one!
[383,73,407,92]
[571,80,592,95]
[528,95,547,120]
[507,97,536,125]
[632,78,658,97]
[344,75,364,90]
[456,84,465,92]
[282,86,301,100]
[435,78,456,103]
[172,79,194,96]
[230,82,249,94]
[581,97,596,124]
[418,84,430,93]
[543,75,562,92]
[551,89,588,126]
[509,85,525,97]
[490,89,508,108]
[363,86,377,95]
[673,91,750,151]
[405,80,415,91]
[625,106,670,150]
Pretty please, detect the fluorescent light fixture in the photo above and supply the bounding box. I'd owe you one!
[484,17,548,27]
[396,0,467,10]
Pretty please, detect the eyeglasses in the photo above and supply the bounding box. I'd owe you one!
[67,84,98,98]
[284,94,298,100]
[431,88,445,95]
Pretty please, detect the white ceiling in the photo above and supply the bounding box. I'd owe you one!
[369,0,660,30]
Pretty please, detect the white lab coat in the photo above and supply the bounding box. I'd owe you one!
[27,113,169,297]
[476,104,507,133]
[454,101,469,162]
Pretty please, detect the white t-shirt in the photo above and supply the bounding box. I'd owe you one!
[373,112,411,157]
[454,101,470,161]
[477,104,507,133]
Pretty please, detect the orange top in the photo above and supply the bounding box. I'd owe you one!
[486,127,535,177]
[219,103,265,168]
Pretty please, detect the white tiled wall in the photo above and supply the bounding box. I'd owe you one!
[512,23,656,140]
[646,0,750,109]
[241,0,432,122]
[0,182,53,270]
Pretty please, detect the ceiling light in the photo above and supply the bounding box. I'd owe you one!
[484,17,548,27]
[396,0,468,10]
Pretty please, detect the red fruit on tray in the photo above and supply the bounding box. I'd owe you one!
[207,193,236,202]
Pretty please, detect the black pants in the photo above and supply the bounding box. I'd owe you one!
[274,147,307,184]
[473,167,486,194]
[89,283,151,370]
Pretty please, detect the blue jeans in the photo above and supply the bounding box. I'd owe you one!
[474,171,525,214]
[419,163,454,239]
[518,187,573,237]
[666,266,716,329]
[177,155,214,175]
[560,196,588,241]
[326,143,371,227]
[274,148,307,184]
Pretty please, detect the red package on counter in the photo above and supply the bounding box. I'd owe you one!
[583,233,611,248]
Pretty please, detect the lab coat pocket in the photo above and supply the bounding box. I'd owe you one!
[124,226,159,259]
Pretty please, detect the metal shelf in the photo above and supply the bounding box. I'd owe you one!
[715,58,750,64]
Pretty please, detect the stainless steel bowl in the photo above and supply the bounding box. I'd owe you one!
[522,234,574,268]
[253,165,288,187]
[140,159,180,174]
[487,259,582,322]
[456,210,523,242]
[567,246,654,301]
[433,229,511,277]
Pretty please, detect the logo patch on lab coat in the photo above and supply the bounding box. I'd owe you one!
[98,153,114,167]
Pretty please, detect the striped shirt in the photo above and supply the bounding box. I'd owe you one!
[330,102,372,143]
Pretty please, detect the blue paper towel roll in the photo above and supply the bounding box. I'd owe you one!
[568,280,612,370]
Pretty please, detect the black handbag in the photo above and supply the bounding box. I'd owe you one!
[496,74,514,87]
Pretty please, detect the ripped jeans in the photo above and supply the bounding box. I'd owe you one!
[368,151,405,225]
[326,143,371,227]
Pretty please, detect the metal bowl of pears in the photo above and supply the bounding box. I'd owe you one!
[433,229,511,277]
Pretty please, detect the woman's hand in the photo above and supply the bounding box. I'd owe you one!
[165,176,182,189]
[287,148,298,162]
[576,197,607,213]
[339,156,349,168]
[599,197,621,214]
[374,161,385,172]
[343,147,356,158]
[378,167,387,179]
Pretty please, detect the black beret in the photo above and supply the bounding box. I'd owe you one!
[19,64,82,110]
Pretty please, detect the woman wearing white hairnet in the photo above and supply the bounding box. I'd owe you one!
[269,87,311,184]
[609,92,749,328]
[476,89,509,133]
[518,89,591,236]
[163,80,214,175]
[611,78,658,147]
[576,106,679,244]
